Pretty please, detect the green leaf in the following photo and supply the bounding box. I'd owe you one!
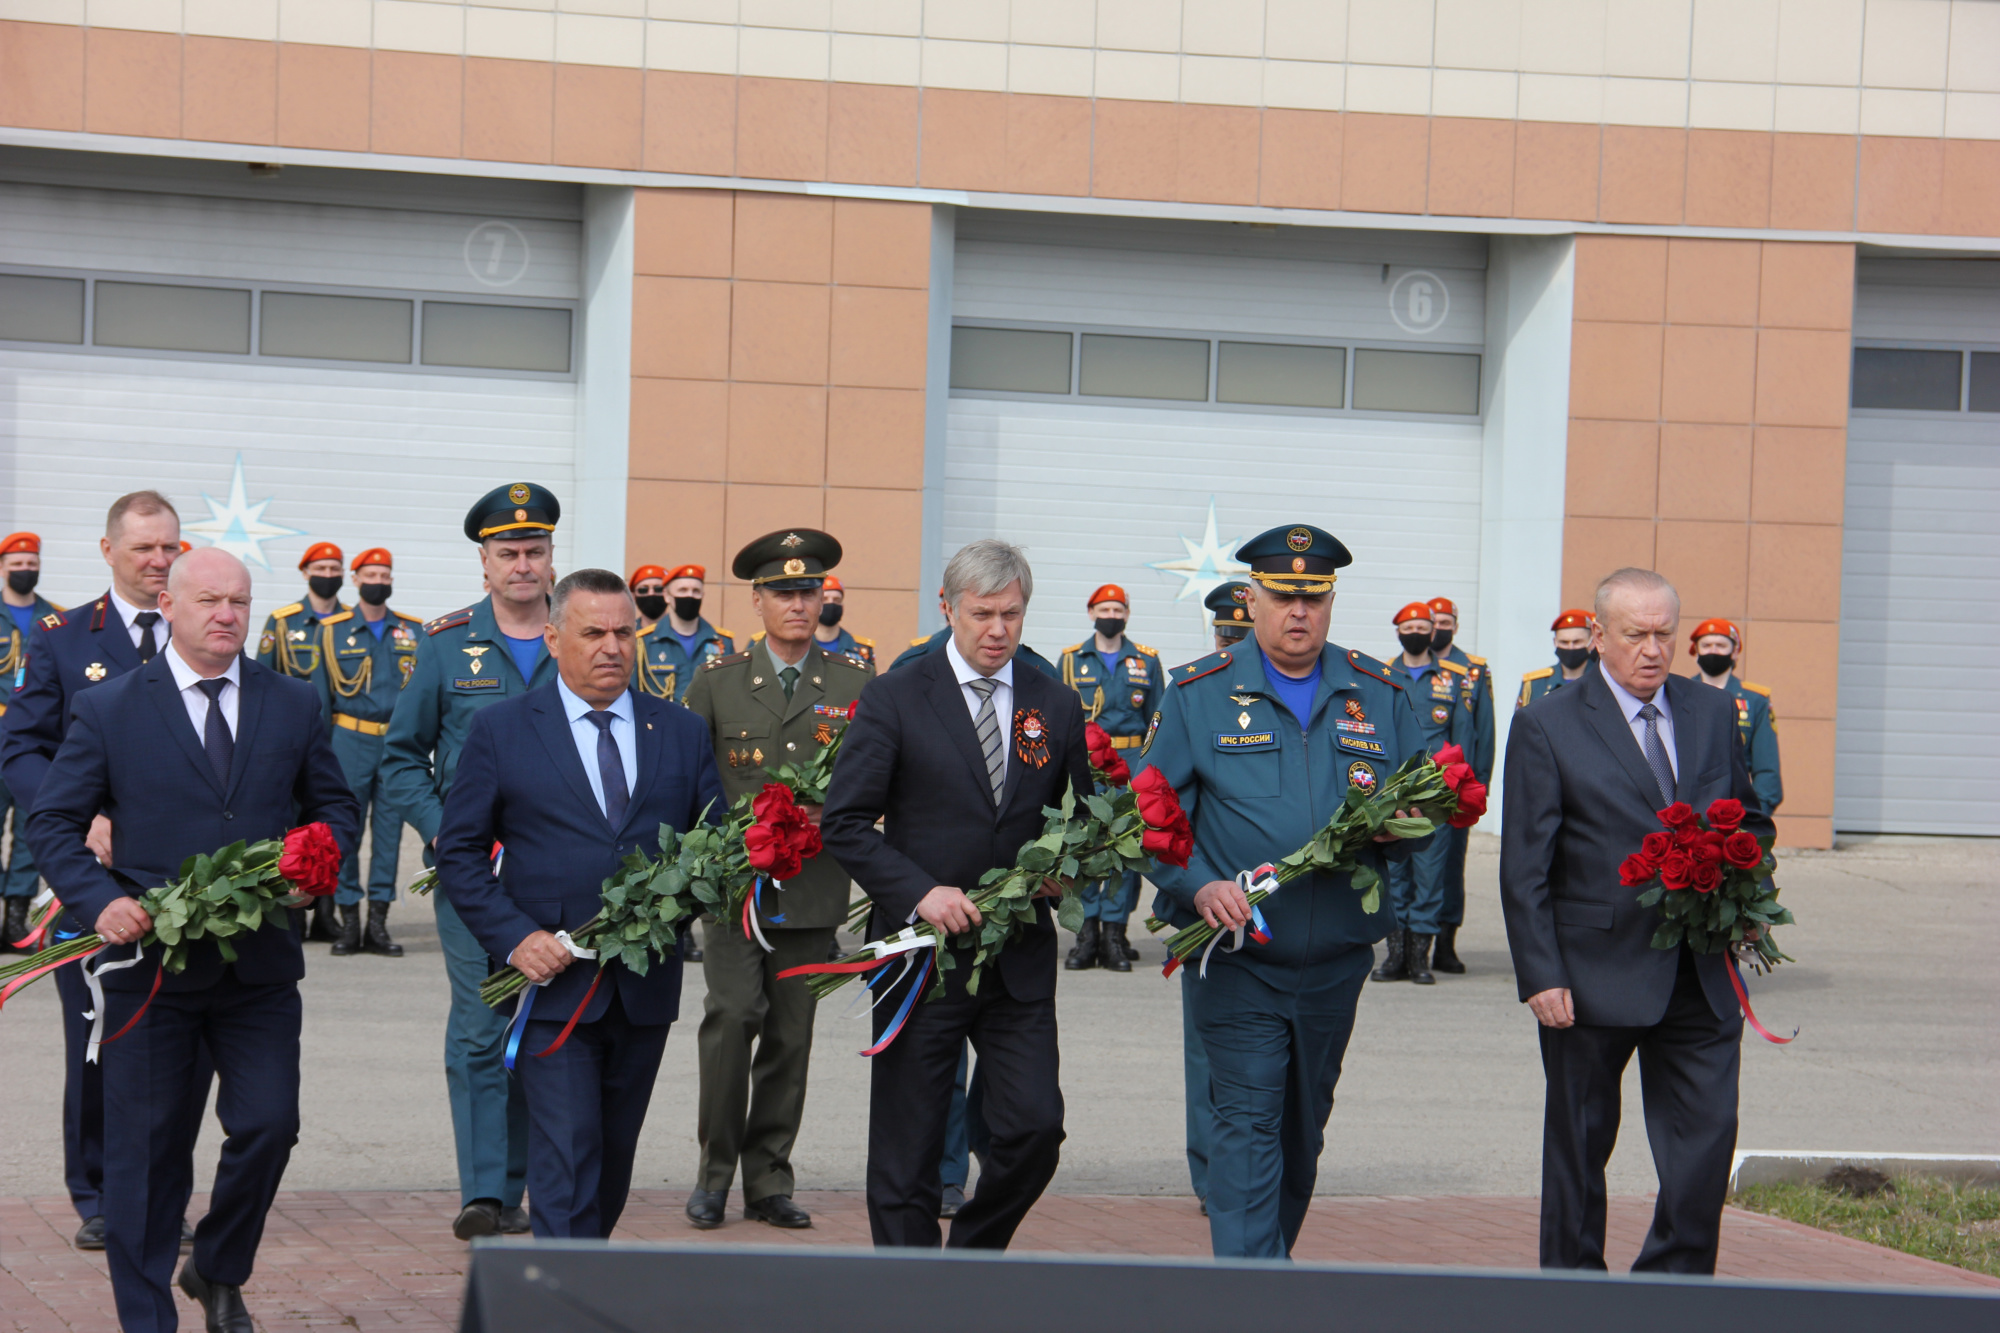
[1360,885,1380,915]
[1057,895,1085,934]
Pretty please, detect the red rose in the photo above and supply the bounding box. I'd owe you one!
[744,820,805,880]
[1439,761,1475,792]
[1446,777,1488,829]
[1658,850,1695,890]
[1618,854,1659,887]
[1431,744,1466,770]
[751,782,798,825]
[278,822,342,897]
[1658,802,1697,829]
[1722,829,1763,869]
[1141,823,1194,868]
[1705,798,1745,832]
[1691,861,1723,894]
[1085,721,1116,764]
[1688,830,1725,865]
[1131,767,1194,867]
[1639,831,1674,861]
[745,783,819,879]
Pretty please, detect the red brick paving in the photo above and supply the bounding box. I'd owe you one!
[5,1189,1993,1330]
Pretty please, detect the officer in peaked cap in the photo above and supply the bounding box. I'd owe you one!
[1518,609,1596,710]
[1688,618,1782,815]
[380,481,563,1242]
[1136,522,1426,1258]
[1204,580,1253,652]
[679,528,870,1232]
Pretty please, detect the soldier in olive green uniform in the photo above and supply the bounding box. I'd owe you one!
[680,529,870,1233]
[1688,617,1783,815]
[1517,608,1597,710]
[380,483,563,1243]
[317,547,423,958]
[1426,596,1492,975]
[635,563,734,703]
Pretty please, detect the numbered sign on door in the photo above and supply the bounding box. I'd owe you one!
[1389,270,1449,335]
[464,221,531,288]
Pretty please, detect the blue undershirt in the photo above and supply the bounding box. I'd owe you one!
[361,614,389,640]
[6,603,34,639]
[1262,655,1322,733]
[501,631,542,684]
[673,628,705,660]
[1094,642,1127,679]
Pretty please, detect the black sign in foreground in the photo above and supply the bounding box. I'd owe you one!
[462,1241,1997,1333]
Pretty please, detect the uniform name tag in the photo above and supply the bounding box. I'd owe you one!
[1337,735,1386,755]
[1215,731,1277,750]
[452,677,503,691]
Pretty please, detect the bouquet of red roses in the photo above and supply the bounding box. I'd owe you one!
[1084,721,1131,787]
[675,782,823,952]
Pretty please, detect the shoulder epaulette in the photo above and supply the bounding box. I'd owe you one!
[1467,654,1487,666]
[1172,651,1231,687]
[853,635,875,647]
[751,630,766,642]
[320,610,354,626]
[1740,680,1771,697]
[392,608,424,623]
[1347,649,1401,688]
[714,628,734,641]
[909,636,929,646]
[271,602,303,620]
[1063,642,1085,656]
[705,650,750,669]
[1134,642,1158,657]
[1523,667,1554,681]
[39,611,64,630]
[1439,659,1468,676]
[424,608,474,636]
[826,649,872,673]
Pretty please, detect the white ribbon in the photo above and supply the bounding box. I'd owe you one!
[838,927,940,1018]
[1197,865,1282,979]
[503,930,602,1064]
[82,950,145,1064]
[748,879,781,954]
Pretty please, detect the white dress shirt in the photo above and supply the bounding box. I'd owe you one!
[944,635,1013,788]
[164,642,240,740]
[1602,669,1678,782]
[108,589,163,653]
[556,677,638,817]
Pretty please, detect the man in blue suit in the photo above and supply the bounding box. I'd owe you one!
[27,547,360,1333]
[437,568,723,1239]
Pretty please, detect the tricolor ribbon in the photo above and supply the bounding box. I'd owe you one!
[502,930,600,1070]
[83,950,153,1062]
[742,877,785,953]
[11,892,59,952]
[1191,863,1280,979]
[777,927,939,1056]
[1728,945,1796,1045]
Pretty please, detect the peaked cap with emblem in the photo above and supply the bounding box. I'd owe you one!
[1203,580,1254,637]
[733,528,841,591]
[464,481,561,543]
[1235,523,1352,595]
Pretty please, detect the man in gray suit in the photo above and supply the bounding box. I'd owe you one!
[1499,567,1773,1274]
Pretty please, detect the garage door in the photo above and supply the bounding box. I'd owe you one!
[0,153,582,629]
[945,212,1487,668]
[1835,259,2000,836]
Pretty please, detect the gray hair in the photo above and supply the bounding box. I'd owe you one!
[941,539,1034,610]
[551,568,635,626]
[1594,567,1680,621]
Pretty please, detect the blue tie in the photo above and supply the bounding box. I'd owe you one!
[195,678,232,786]
[585,711,629,831]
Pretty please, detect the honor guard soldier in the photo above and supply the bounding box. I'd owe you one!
[811,574,875,671]
[1425,597,1492,976]
[257,541,349,680]
[0,532,62,950]
[1138,523,1425,1258]
[1373,603,1473,986]
[1518,609,1596,709]
[316,548,422,959]
[1060,583,1164,973]
[629,564,668,636]
[381,483,563,1242]
[1205,580,1253,652]
[680,529,870,1233]
[636,564,734,703]
[1689,618,1783,815]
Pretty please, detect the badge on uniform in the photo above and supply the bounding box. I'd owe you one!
[811,703,852,720]
[464,645,488,676]
[1335,718,1377,736]
[1347,761,1378,792]
[84,662,106,682]
[452,676,502,691]
[1143,709,1161,756]
[257,631,275,656]
[398,657,416,688]
[1432,704,1452,724]
[813,722,834,746]
[1216,731,1277,750]
[1131,691,1146,709]
[1337,735,1385,755]
[1015,709,1050,768]
[1345,699,1366,721]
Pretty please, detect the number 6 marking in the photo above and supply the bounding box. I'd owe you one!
[1388,270,1449,335]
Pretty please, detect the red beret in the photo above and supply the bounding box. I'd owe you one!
[1087,584,1128,607]
[666,564,705,584]
[821,574,843,593]
[1550,609,1594,632]
[1427,596,1457,618]
[1393,601,1434,625]
[298,542,343,571]
[629,564,667,588]
[351,547,392,571]
[1689,618,1741,655]
[0,532,40,557]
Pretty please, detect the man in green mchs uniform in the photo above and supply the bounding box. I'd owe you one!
[1425,596,1492,976]
[380,483,562,1242]
[1518,608,1596,709]
[316,547,423,959]
[1205,580,1253,652]
[1688,617,1783,815]
[1138,522,1425,1259]
[680,529,870,1233]
[810,574,876,671]
[1373,603,1474,986]
[636,562,734,703]
[1059,582,1164,973]
[0,531,62,951]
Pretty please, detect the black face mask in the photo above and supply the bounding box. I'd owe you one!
[1398,631,1434,658]
[308,575,342,601]
[1430,629,1454,653]
[358,582,392,606]
[672,596,703,624]
[1094,617,1127,640]
[1696,652,1736,678]
[818,603,844,627]
[1556,646,1592,671]
[6,570,37,596]
[634,594,666,623]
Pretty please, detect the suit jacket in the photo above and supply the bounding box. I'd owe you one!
[435,683,725,1027]
[1499,668,1774,1027]
[1,591,144,815]
[820,646,1093,1003]
[25,653,362,992]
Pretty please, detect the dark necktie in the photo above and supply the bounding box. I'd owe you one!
[1638,702,1675,807]
[585,711,630,831]
[195,678,232,785]
[779,665,799,700]
[132,610,160,663]
[967,677,1005,806]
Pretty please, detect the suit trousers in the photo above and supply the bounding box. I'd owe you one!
[101,971,300,1333]
[331,729,402,905]
[1537,948,1743,1274]
[1386,830,1451,935]
[938,1044,990,1189]
[1181,966,1213,1202]
[696,921,834,1200]
[1441,825,1469,928]
[513,988,670,1239]
[434,895,528,1207]
[867,959,1064,1250]
[1189,946,1370,1259]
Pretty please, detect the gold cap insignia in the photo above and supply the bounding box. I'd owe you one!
[514,509,527,522]
[783,558,806,576]
[1291,556,1306,573]
[1286,527,1313,552]
[509,484,530,504]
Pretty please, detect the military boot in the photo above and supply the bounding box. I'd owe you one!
[329,904,362,956]
[1432,924,1466,974]
[364,902,404,957]
[1100,923,1133,972]
[2,898,27,952]
[305,895,340,942]
[1407,931,1436,986]
[1116,924,1140,961]
[1064,918,1100,971]
[1369,928,1406,982]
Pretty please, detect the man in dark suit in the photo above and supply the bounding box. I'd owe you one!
[27,546,360,1333]
[821,539,1093,1251]
[1500,567,1774,1275]
[0,490,213,1253]
[437,568,724,1240]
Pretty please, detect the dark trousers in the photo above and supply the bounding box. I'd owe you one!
[1181,966,1212,1202]
[1189,947,1370,1259]
[513,988,670,1239]
[1538,949,1743,1274]
[1441,825,1468,928]
[938,1043,990,1190]
[56,957,213,1222]
[867,961,1063,1250]
[101,972,300,1333]
[331,728,402,906]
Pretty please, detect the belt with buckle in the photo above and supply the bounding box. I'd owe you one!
[1109,734,1145,749]
[332,713,389,737]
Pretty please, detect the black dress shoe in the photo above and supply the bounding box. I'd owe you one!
[744,1195,812,1229]
[685,1188,726,1230]
[497,1205,530,1234]
[74,1215,106,1250]
[452,1199,502,1241]
[182,1217,196,1249]
[178,1260,254,1333]
[938,1184,965,1219]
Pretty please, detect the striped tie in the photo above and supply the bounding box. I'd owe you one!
[1638,702,1676,807]
[968,676,1006,805]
